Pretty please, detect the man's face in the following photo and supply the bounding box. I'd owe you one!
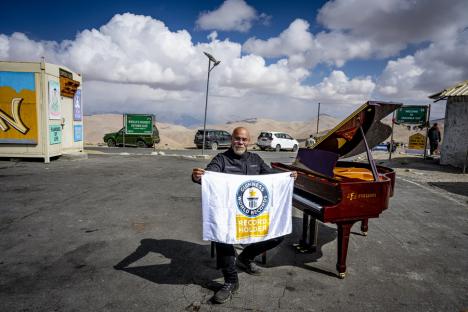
[231,128,250,155]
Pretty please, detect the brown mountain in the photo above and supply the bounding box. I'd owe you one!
[83,114,443,149]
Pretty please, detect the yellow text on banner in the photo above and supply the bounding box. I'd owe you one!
[236,213,269,240]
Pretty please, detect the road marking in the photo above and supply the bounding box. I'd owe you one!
[397,177,467,207]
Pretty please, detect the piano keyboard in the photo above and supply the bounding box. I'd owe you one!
[293,194,323,213]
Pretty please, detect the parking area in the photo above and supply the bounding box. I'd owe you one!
[0,154,467,311]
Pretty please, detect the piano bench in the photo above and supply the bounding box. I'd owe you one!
[210,241,267,268]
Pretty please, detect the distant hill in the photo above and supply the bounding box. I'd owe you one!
[84,114,444,149]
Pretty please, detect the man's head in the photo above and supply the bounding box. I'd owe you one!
[433,123,438,127]
[231,127,250,155]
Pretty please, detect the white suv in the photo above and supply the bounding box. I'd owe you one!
[256,131,299,152]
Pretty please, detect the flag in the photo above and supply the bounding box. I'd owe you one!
[201,171,293,244]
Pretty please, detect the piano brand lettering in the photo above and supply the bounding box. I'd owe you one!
[346,192,377,201]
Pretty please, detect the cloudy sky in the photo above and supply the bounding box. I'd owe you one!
[1,0,467,125]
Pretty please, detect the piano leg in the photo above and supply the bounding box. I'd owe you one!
[296,212,317,252]
[360,219,368,236]
[308,217,318,252]
[300,212,309,247]
[336,220,358,279]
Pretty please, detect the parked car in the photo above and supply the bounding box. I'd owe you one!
[372,143,388,151]
[103,125,160,148]
[372,141,397,152]
[256,131,299,152]
[194,129,231,150]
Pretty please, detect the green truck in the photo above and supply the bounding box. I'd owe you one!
[103,125,160,148]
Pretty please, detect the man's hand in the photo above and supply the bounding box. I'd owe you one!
[290,171,298,180]
[192,168,205,182]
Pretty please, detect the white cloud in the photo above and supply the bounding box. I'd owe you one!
[196,0,261,32]
[317,0,468,47]
[1,13,377,123]
[245,0,468,70]
[0,35,10,59]
[313,71,375,105]
[375,30,468,101]
[243,19,388,69]
[2,3,462,124]
[376,56,425,98]
[1,32,59,63]
[243,19,313,57]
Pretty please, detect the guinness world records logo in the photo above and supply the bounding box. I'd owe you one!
[236,180,269,217]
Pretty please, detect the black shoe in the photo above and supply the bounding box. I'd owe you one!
[236,255,262,276]
[212,282,239,304]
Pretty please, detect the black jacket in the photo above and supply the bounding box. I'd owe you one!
[193,148,276,183]
[428,127,441,142]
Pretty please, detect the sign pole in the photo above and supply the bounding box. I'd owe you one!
[153,114,156,151]
[389,111,395,161]
[423,104,431,160]
[123,114,126,148]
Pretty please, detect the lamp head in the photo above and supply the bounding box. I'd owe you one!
[203,51,218,63]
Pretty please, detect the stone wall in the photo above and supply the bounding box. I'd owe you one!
[440,96,468,168]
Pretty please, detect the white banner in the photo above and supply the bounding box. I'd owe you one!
[201,171,293,244]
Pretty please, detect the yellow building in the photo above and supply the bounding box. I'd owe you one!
[0,61,83,163]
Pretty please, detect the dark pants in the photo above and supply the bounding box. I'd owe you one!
[430,141,438,155]
[215,236,284,283]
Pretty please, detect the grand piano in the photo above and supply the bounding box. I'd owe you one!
[271,100,402,278]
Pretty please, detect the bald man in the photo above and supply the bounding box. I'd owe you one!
[192,127,296,303]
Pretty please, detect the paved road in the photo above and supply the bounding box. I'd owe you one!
[85,146,298,165]
[0,154,467,311]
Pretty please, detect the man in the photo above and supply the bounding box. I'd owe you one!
[192,127,296,304]
[306,135,316,148]
[428,123,441,155]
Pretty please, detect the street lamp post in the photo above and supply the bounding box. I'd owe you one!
[202,51,220,155]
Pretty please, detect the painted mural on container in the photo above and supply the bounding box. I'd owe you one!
[48,80,61,120]
[0,71,38,144]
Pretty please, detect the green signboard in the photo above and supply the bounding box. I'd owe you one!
[395,106,427,124]
[125,114,153,135]
[49,125,62,144]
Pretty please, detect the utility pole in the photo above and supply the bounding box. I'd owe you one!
[316,102,321,134]
[389,111,395,160]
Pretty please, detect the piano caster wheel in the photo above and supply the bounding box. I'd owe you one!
[362,231,368,236]
[338,272,346,279]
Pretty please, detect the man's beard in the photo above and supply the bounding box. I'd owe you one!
[232,145,247,155]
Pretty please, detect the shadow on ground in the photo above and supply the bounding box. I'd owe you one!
[113,218,338,290]
[428,182,468,197]
[376,156,462,173]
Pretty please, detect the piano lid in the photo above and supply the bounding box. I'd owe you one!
[309,101,403,159]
